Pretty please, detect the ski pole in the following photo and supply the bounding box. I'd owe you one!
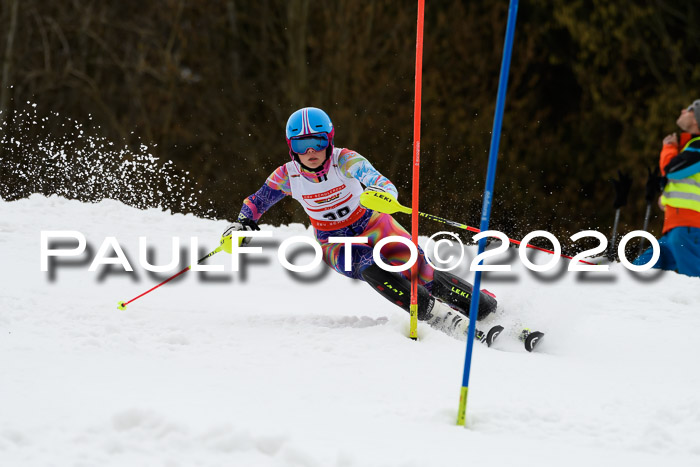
[360,191,594,265]
[117,246,222,310]
[608,207,621,259]
[637,202,652,256]
[638,166,661,256]
[608,170,632,259]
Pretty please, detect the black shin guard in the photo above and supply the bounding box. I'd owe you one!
[361,264,433,320]
[431,270,498,320]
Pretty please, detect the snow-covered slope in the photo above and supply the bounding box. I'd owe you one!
[1,195,699,467]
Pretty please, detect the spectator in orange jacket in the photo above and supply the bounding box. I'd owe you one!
[634,100,700,277]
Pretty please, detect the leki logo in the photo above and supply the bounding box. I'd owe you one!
[451,286,470,299]
[383,281,404,296]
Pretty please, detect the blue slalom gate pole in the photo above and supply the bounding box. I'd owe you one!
[457,0,519,426]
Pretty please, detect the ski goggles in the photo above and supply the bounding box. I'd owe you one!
[289,133,330,155]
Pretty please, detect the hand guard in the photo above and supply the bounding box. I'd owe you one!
[363,185,391,196]
[220,218,260,253]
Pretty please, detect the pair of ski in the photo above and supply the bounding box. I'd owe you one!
[359,191,546,353]
[476,326,544,352]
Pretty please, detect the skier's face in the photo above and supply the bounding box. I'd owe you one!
[298,148,326,169]
[677,106,698,133]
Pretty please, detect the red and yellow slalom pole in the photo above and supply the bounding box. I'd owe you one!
[409,0,425,340]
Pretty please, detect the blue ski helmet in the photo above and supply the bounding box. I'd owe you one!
[286,107,335,176]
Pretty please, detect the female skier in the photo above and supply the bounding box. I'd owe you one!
[220,107,496,338]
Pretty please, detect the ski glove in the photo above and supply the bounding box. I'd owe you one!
[644,166,663,204]
[220,218,260,253]
[610,170,632,209]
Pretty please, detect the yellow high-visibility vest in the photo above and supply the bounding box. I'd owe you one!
[661,137,700,213]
